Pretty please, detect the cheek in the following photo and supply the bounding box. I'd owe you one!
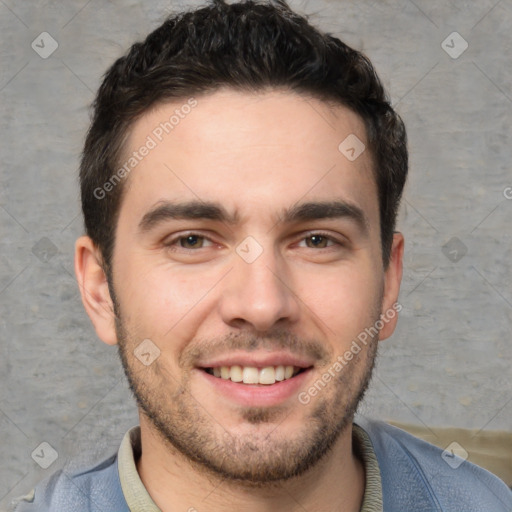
[294,262,381,338]
[116,256,220,338]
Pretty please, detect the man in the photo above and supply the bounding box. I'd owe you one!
[12,0,511,510]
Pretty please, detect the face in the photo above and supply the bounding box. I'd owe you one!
[82,89,402,484]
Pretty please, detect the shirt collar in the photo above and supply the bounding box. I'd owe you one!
[118,422,383,511]
[118,426,161,511]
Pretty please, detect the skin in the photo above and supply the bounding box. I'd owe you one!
[75,88,404,512]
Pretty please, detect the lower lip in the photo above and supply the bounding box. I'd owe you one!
[196,368,313,407]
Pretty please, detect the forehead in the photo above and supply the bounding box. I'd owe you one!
[117,88,378,232]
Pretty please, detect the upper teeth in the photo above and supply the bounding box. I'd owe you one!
[211,365,297,385]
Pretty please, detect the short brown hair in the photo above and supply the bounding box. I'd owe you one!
[79,0,408,274]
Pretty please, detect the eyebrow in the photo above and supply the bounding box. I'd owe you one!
[137,199,369,235]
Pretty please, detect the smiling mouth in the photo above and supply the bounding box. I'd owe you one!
[202,365,310,385]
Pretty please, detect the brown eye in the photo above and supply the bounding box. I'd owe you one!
[304,234,331,248]
[164,233,215,251]
[298,233,340,249]
[179,234,205,249]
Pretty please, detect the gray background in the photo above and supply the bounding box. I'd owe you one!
[1,0,511,506]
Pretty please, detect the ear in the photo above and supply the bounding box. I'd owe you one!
[379,232,404,341]
[74,235,118,345]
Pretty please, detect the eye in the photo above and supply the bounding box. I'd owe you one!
[164,233,215,251]
[298,232,341,249]
[163,231,344,253]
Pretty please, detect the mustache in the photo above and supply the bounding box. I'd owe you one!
[180,329,331,368]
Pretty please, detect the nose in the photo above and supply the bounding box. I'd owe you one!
[218,242,301,332]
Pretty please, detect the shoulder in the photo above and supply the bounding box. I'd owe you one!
[355,416,512,512]
[10,452,129,512]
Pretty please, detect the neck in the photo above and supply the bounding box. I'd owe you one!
[136,415,365,512]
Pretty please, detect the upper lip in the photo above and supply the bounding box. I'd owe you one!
[197,351,315,369]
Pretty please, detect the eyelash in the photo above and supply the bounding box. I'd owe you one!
[163,231,344,252]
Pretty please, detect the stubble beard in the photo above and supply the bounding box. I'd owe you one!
[113,295,380,486]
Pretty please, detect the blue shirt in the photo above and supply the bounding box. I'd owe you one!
[10,416,512,511]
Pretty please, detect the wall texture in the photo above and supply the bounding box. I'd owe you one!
[1,0,511,506]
